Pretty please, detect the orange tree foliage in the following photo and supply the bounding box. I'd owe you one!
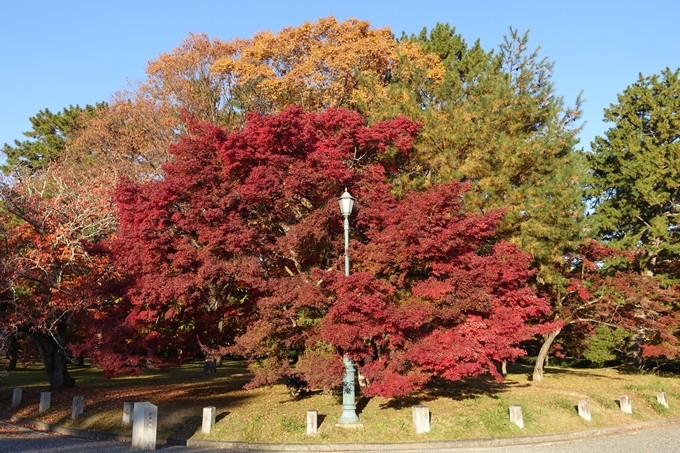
[69,33,238,182]
[0,163,119,388]
[143,32,242,125]
[210,16,429,113]
[96,107,555,397]
[69,92,178,181]
[71,18,437,181]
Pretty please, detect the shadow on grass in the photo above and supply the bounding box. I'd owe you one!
[356,396,371,415]
[278,389,324,404]
[513,360,631,383]
[380,373,531,410]
[6,380,256,435]
[167,414,201,440]
[164,410,231,440]
[216,411,229,423]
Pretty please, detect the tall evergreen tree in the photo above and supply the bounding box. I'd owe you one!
[362,25,586,279]
[588,68,680,280]
[359,24,587,380]
[2,103,106,173]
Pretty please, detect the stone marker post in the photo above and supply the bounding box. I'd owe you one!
[202,406,216,434]
[306,410,318,435]
[577,400,591,421]
[39,392,51,413]
[657,392,669,408]
[123,402,134,425]
[620,395,632,414]
[71,396,84,419]
[132,402,157,450]
[412,405,430,434]
[509,405,524,428]
[11,388,22,408]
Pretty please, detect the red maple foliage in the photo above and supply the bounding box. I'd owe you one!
[549,241,680,363]
[100,106,553,397]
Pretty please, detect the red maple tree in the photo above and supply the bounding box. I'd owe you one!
[100,106,554,397]
[543,241,680,366]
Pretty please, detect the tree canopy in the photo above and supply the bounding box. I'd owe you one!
[588,67,680,280]
[91,107,555,397]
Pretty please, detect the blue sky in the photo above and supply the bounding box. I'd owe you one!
[1,0,678,159]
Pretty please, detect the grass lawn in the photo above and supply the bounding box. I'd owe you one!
[1,359,679,444]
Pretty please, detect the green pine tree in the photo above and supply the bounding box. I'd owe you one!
[361,25,587,381]
[365,25,586,278]
[588,68,680,281]
[2,102,107,173]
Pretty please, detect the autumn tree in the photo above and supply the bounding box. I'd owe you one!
[64,33,239,184]
[98,107,554,397]
[70,19,413,182]
[545,242,680,367]
[144,32,241,125]
[69,92,179,181]
[0,163,119,389]
[0,19,424,378]
[3,19,589,386]
[210,16,403,114]
[588,67,680,281]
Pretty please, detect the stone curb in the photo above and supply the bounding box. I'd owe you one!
[2,411,680,451]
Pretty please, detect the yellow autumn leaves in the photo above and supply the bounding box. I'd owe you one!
[210,16,444,114]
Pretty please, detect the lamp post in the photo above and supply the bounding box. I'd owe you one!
[337,188,360,425]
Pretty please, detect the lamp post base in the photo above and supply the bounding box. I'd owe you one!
[338,406,360,424]
[338,355,360,424]
[335,422,364,429]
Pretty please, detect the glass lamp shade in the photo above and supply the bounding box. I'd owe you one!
[338,188,355,217]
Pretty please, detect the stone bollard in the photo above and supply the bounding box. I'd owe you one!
[657,392,669,408]
[132,402,157,450]
[620,395,632,414]
[306,410,318,435]
[71,396,84,419]
[11,388,22,408]
[202,406,216,434]
[412,405,430,434]
[509,405,524,428]
[578,400,591,421]
[123,402,134,425]
[39,392,51,413]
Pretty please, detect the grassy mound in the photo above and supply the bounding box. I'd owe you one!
[1,360,679,443]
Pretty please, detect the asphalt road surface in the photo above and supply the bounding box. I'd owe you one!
[2,422,680,453]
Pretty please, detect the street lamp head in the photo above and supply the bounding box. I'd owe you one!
[338,188,355,217]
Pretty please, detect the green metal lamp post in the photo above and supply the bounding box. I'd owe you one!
[337,188,360,425]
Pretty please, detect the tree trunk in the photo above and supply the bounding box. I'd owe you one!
[203,359,217,375]
[626,328,645,367]
[501,360,508,377]
[30,326,75,390]
[215,355,223,367]
[532,328,561,382]
[6,335,19,371]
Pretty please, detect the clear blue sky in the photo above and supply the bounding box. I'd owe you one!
[1,0,678,159]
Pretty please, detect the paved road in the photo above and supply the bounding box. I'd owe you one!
[2,422,680,453]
